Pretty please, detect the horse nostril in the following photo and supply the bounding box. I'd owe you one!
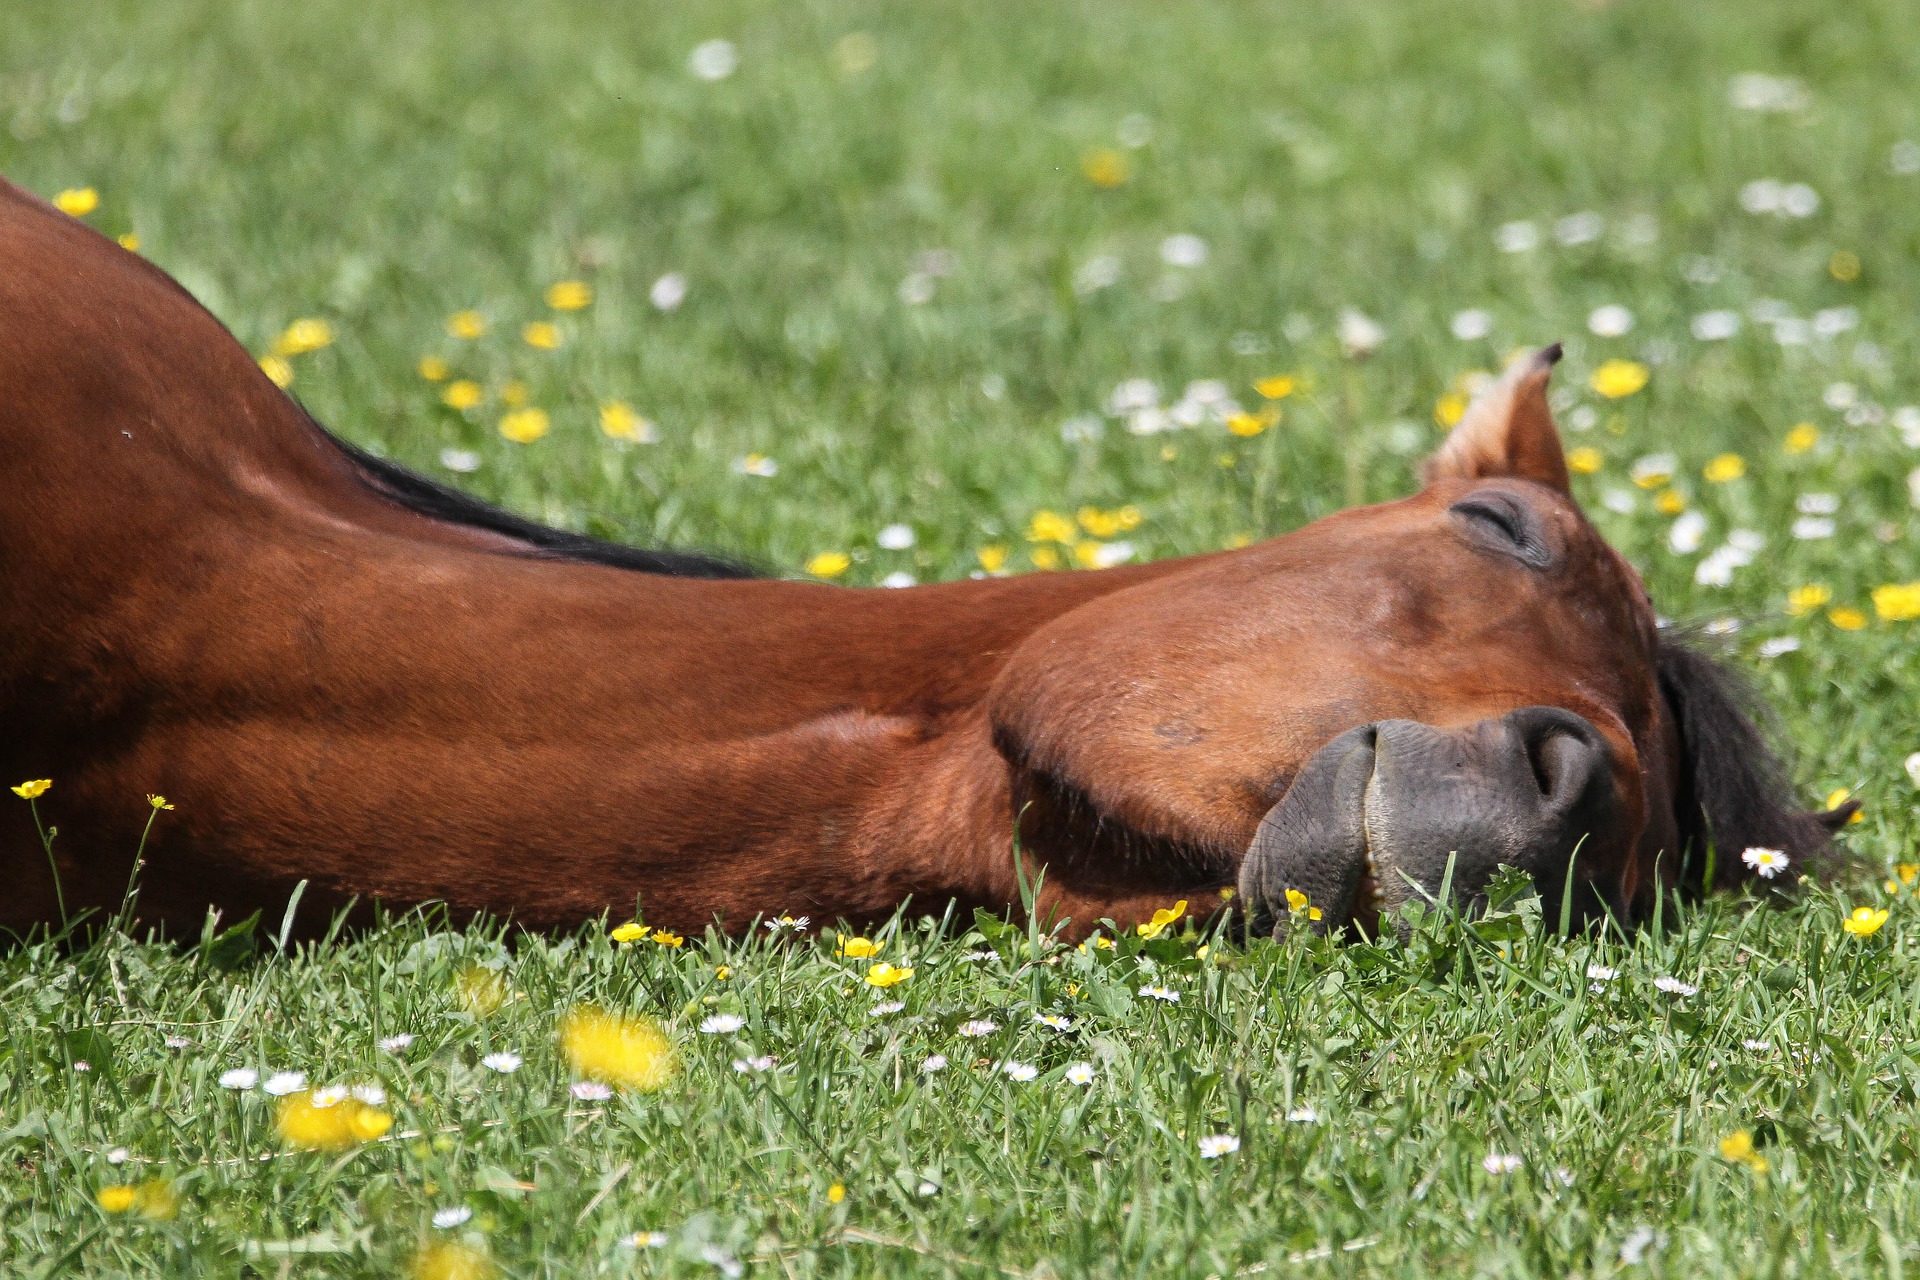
[1507,707,1608,810]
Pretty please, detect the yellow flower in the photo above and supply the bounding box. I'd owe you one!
[522,321,561,350]
[130,1178,180,1220]
[650,929,684,947]
[1589,359,1649,399]
[1719,1129,1770,1174]
[1218,886,1236,901]
[546,280,592,311]
[827,1182,847,1204]
[412,1242,498,1280]
[455,965,509,1017]
[1702,453,1746,483]
[1825,788,1864,823]
[1077,507,1124,538]
[500,380,530,408]
[977,545,1009,574]
[96,1185,137,1213]
[442,380,484,410]
[1227,412,1268,437]
[447,311,487,340]
[1136,900,1188,940]
[258,355,294,388]
[1026,510,1077,544]
[714,965,732,980]
[1566,447,1603,475]
[1897,864,1918,886]
[1829,606,1868,632]
[418,356,450,382]
[1030,546,1062,571]
[12,779,51,800]
[1433,392,1468,428]
[275,1090,393,1150]
[1254,375,1296,400]
[560,1007,678,1091]
[117,232,140,252]
[1872,583,1920,622]
[1786,584,1832,617]
[1654,489,1687,516]
[1784,423,1819,455]
[498,408,550,444]
[609,921,647,943]
[838,936,882,958]
[1283,889,1323,921]
[272,318,334,357]
[600,401,652,441]
[806,551,852,578]
[1829,250,1861,282]
[55,187,100,216]
[1080,148,1129,188]
[864,962,912,987]
[1843,906,1890,937]
[146,794,173,810]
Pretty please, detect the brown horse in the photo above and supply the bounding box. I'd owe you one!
[0,177,1843,942]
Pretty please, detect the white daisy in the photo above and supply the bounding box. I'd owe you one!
[164,1035,192,1050]
[262,1071,307,1096]
[481,1051,522,1073]
[570,1080,614,1101]
[870,1002,905,1016]
[880,572,917,588]
[876,523,915,551]
[378,1034,415,1053]
[1032,1013,1073,1032]
[1450,308,1493,341]
[1653,976,1697,997]
[1554,211,1604,245]
[1742,1038,1773,1052]
[687,40,737,81]
[351,1083,387,1105]
[1138,984,1180,1003]
[1587,305,1634,338]
[105,1147,130,1164]
[1198,1134,1241,1159]
[432,1206,473,1230]
[1064,1062,1095,1085]
[1757,637,1801,659]
[1495,220,1539,253]
[957,1019,999,1038]
[1742,847,1789,879]
[1287,1105,1319,1123]
[920,1054,949,1074]
[650,272,688,311]
[1000,1060,1038,1081]
[1691,310,1741,341]
[309,1084,349,1108]
[1337,309,1385,358]
[699,1014,746,1035]
[1159,234,1208,268]
[623,1231,670,1248]
[1586,964,1618,982]
[218,1067,258,1090]
[1482,1151,1523,1174]
[730,1056,776,1074]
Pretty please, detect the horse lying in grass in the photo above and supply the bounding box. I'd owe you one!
[0,176,1846,942]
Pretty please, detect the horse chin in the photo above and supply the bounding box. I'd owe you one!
[1236,724,1381,938]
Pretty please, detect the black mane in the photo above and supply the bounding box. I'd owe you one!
[1656,633,1846,892]
[318,419,759,580]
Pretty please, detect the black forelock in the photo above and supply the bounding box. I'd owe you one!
[317,416,759,580]
[1655,631,1843,893]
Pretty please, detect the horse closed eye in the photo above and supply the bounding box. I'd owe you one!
[1450,497,1554,568]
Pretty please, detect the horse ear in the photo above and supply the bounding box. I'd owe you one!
[1422,343,1570,494]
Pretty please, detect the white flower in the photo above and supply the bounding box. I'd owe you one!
[1060,415,1104,443]
[1000,1060,1038,1081]
[699,1014,746,1035]
[1107,377,1159,415]
[1159,234,1208,268]
[1630,453,1678,486]
[106,1146,130,1164]
[1780,183,1819,217]
[876,523,915,551]
[1600,489,1635,515]
[1552,1166,1576,1187]
[1791,517,1835,541]
[1450,308,1493,341]
[1087,541,1134,569]
[623,1231,670,1248]
[1814,306,1859,337]
[898,273,935,305]
[218,1067,258,1090]
[1495,221,1539,253]
[880,572,916,588]
[1896,406,1920,447]
[1910,466,1920,511]
[1739,179,1783,214]
[700,1245,744,1278]
[1586,964,1617,982]
[962,949,998,963]
[1653,976,1697,997]
[916,1179,940,1196]
[1198,1134,1241,1159]
[1033,1013,1073,1032]
[1906,751,1920,789]
[957,1019,999,1038]
[481,1051,522,1073]
[1287,1105,1320,1123]
[920,1054,949,1074]
[1729,73,1809,113]
[730,455,777,478]
[438,448,481,474]
[378,1034,415,1053]
[1757,637,1800,658]
[1742,1038,1773,1052]
[309,1084,350,1108]
[1588,305,1634,337]
[1894,140,1920,175]
[570,1080,613,1100]
[1667,511,1708,555]
[1824,381,1859,410]
[1482,1151,1523,1174]
[164,1035,192,1050]
[1064,1062,1095,1085]
[1074,255,1122,293]
[1554,212,1604,246]
[650,272,688,311]
[1138,984,1180,1003]
[688,39,737,81]
[1337,309,1384,358]
[870,1002,905,1016]
[731,1055,776,1073]
[1741,847,1788,878]
[72,1061,90,1073]
[762,914,809,935]
[1691,310,1741,341]
[262,1071,307,1096]
[1705,617,1741,636]
[432,1206,473,1229]
[1620,1225,1660,1265]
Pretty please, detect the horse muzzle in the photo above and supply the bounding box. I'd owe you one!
[1237,706,1623,937]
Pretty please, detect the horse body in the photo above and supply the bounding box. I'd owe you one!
[0,176,1838,939]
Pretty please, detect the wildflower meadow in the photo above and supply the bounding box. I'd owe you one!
[8,0,1920,1274]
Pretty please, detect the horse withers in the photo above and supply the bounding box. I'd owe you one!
[0,176,1844,941]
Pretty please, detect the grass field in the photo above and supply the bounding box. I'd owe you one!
[7,0,1920,1274]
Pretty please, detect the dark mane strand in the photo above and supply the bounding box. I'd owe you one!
[1655,632,1847,892]
[317,416,759,580]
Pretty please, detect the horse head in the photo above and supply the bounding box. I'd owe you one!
[989,346,1846,937]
